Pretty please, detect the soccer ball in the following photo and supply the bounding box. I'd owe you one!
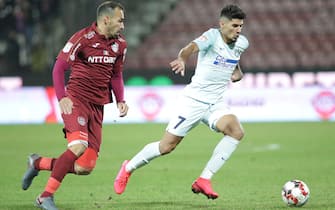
[281,180,310,207]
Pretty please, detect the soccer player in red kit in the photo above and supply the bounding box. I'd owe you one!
[21,1,128,209]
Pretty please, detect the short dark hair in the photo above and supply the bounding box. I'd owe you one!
[97,1,124,20]
[220,4,246,20]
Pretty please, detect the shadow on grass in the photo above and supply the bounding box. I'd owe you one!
[105,200,222,210]
[0,204,38,210]
[4,200,331,210]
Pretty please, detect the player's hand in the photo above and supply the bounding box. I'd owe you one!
[117,102,128,117]
[231,73,242,82]
[59,97,73,115]
[170,58,185,76]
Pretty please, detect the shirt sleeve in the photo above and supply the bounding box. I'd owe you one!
[52,58,70,100]
[110,46,127,103]
[110,70,125,103]
[237,35,249,51]
[57,29,85,64]
[113,46,127,74]
[193,28,216,51]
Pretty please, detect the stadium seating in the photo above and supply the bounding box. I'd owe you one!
[125,0,335,71]
[1,0,334,86]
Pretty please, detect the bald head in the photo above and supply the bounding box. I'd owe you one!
[96,1,125,38]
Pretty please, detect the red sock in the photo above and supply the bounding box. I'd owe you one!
[40,149,78,198]
[35,157,75,173]
[34,157,56,171]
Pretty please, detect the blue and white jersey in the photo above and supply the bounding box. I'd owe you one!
[183,28,249,104]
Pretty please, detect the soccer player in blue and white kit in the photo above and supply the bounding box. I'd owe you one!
[114,4,249,199]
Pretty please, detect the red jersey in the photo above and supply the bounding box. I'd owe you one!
[57,22,127,105]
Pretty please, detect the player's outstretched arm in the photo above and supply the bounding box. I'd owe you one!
[170,42,199,76]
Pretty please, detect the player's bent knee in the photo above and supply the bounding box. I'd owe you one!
[74,147,97,173]
[74,164,92,175]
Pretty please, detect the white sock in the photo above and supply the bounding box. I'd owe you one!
[125,141,161,173]
[200,136,240,179]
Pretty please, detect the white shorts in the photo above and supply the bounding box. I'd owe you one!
[166,95,233,137]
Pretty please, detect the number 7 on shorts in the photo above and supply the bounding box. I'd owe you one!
[174,116,186,129]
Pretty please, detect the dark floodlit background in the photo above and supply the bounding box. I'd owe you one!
[1,0,334,86]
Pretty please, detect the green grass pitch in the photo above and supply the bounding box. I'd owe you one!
[0,122,334,210]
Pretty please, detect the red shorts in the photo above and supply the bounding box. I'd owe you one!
[62,95,104,163]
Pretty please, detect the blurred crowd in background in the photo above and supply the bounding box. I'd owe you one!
[0,0,334,86]
[0,0,60,74]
